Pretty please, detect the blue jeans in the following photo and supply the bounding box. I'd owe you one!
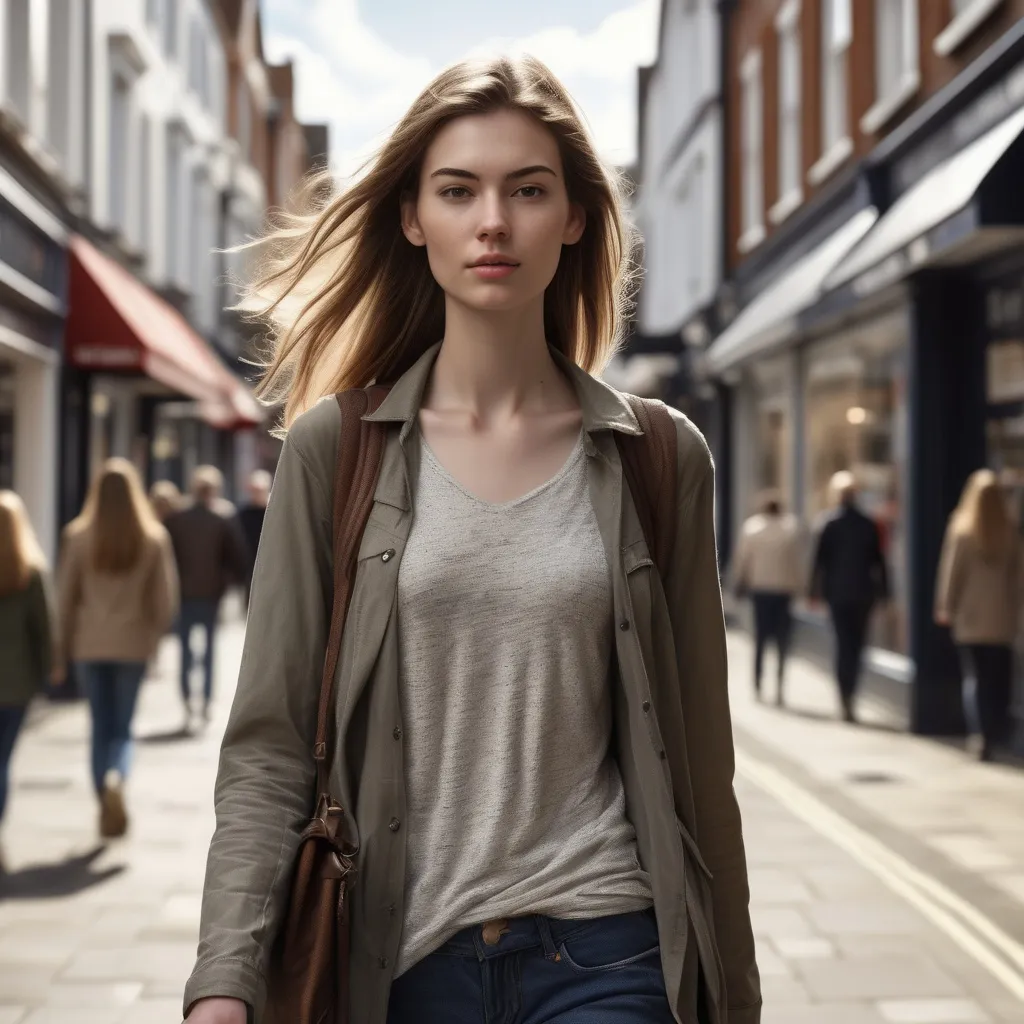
[179,598,218,703]
[387,908,678,1024]
[77,661,146,794]
[0,707,27,820]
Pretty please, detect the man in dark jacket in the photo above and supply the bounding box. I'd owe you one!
[236,469,272,609]
[810,471,889,723]
[165,466,248,722]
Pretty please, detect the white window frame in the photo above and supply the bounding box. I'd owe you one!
[771,0,803,225]
[810,0,852,186]
[934,0,1004,56]
[738,49,765,254]
[861,0,920,135]
[4,0,31,126]
[107,39,147,244]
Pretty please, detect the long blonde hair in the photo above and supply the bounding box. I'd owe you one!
[0,491,45,597]
[952,469,1015,560]
[70,459,163,574]
[242,55,638,430]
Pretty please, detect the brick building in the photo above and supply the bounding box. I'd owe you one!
[700,0,1024,736]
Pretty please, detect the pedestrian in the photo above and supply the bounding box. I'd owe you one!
[149,479,182,523]
[164,466,248,724]
[235,469,272,606]
[732,491,806,705]
[0,491,54,864]
[935,469,1022,761]
[183,56,759,1024]
[55,459,178,839]
[809,470,889,723]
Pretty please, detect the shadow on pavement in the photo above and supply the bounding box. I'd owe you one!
[137,725,198,745]
[772,703,905,734]
[0,846,125,900]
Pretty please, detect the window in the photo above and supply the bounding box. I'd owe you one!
[773,0,802,221]
[5,0,30,124]
[935,0,1004,57]
[146,0,161,27]
[47,0,72,162]
[165,126,183,282]
[821,0,851,152]
[739,50,764,252]
[236,80,252,160]
[109,74,131,235]
[189,18,208,104]
[863,0,919,132]
[138,114,151,256]
[162,0,177,58]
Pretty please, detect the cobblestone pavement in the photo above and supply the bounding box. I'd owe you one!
[0,610,1021,1023]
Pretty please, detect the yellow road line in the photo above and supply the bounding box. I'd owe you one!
[735,747,1024,1002]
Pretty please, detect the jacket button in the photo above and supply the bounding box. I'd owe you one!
[378,955,389,969]
[619,619,630,631]
[642,700,651,713]
[381,549,395,562]
[389,817,401,832]
[393,726,403,741]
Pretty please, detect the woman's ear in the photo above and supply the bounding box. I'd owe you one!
[401,193,426,247]
[563,201,586,246]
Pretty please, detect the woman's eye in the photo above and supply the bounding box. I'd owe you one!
[440,186,471,199]
[516,186,544,198]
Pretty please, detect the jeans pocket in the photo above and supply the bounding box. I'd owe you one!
[557,910,661,973]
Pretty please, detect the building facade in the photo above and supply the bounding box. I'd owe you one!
[703,0,1024,737]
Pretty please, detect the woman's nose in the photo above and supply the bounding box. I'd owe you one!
[476,196,510,239]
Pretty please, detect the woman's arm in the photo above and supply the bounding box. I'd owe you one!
[663,417,761,1024]
[26,569,54,685]
[934,526,962,627]
[55,530,81,673]
[183,406,336,1022]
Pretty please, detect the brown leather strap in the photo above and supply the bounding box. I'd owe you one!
[615,395,679,580]
[313,385,392,798]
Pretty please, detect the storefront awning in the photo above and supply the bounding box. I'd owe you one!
[703,207,878,376]
[826,104,1024,294]
[66,235,262,430]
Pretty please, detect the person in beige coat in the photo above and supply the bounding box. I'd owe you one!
[732,492,807,705]
[935,469,1022,761]
[56,458,179,836]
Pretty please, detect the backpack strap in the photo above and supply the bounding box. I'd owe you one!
[312,384,393,798]
[615,394,679,580]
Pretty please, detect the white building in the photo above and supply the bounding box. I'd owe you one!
[634,0,722,347]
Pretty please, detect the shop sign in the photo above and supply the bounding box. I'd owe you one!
[73,346,142,369]
[893,59,1024,197]
[987,340,1024,404]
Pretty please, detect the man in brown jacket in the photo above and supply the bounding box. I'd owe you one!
[165,467,248,722]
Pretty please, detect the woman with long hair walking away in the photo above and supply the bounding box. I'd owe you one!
[183,56,760,1024]
[56,458,179,837]
[935,469,1023,761]
[0,491,54,865]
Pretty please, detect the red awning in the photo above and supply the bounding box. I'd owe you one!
[66,235,262,429]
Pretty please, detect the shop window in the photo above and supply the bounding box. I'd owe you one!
[862,0,919,134]
[751,359,792,506]
[739,49,764,253]
[811,0,851,185]
[772,0,802,224]
[804,319,909,653]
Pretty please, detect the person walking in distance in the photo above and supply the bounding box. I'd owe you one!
[182,56,759,1024]
[732,492,806,705]
[236,469,272,607]
[149,479,182,523]
[0,492,54,864]
[810,471,889,723]
[935,469,1023,761]
[56,460,178,838]
[165,466,248,725]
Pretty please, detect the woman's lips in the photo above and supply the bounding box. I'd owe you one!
[470,263,518,279]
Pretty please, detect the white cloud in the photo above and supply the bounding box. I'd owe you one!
[264,0,659,177]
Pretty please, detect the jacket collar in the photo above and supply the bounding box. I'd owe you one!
[363,339,642,440]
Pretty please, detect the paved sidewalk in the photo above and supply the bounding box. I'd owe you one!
[0,620,1019,1023]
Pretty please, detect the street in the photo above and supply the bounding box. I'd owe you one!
[1,614,1022,1024]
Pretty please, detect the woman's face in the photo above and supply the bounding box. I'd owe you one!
[401,108,585,314]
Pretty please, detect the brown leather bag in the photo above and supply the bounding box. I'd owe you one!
[265,385,392,1024]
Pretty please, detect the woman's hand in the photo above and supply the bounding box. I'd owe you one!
[183,997,248,1023]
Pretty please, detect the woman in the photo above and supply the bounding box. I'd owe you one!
[149,479,182,523]
[0,492,53,857]
[183,57,760,1024]
[57,458,178,837]
[935,469,1022,761]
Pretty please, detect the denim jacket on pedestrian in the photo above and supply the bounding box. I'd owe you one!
[183,342,762,1024]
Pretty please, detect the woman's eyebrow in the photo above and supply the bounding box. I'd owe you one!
[428,165,559,181]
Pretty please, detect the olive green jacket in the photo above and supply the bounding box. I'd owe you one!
[184,343,761,1024]
[0,568,53,706]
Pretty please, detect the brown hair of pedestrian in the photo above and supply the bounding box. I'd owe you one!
[952,468,1015,561]
[237,54,638,431]
[0,490,46,597]
[69,458,164,574]
[149,479,182,522]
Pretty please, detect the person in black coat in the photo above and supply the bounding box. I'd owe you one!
[236,470,272,608]
[810,471,889,722]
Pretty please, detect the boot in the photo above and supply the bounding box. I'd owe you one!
[99,773,128,838]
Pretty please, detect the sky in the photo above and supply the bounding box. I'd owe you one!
[261,0,660,180]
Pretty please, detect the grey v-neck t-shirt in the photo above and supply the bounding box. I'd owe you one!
[394,430,654,977]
